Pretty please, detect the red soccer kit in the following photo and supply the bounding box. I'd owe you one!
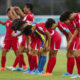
[47,28,61,50]
[3,20,18,51]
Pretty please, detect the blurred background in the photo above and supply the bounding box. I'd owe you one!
[0,0,80,15]
[0,0,80,49]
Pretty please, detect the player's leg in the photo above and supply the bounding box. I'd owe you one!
[25,39,39,73]
[61,37,77,76]
[61,50,75,76]
[31,40,47,75]
[42,34,61,75]
[12,39,27,71]
[31,48,47,75]
[66,50,75,74]
[0,40,10,71]
[44,50,57,75]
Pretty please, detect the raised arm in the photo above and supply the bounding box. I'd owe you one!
[0,20,5,25]
[14,7,25,19]
[10,7,18,19]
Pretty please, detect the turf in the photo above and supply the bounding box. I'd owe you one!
[0,50,79,80]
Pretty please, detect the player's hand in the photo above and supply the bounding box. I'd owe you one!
[10,7,15,10]
[38,47,44,53]
[45,46,50,51]
[12,32,17,37]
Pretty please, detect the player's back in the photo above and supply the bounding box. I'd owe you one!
[58,21,69,37]
[36,22,47,35]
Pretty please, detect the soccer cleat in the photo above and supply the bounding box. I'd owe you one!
[24,68,30,72]
[6,66,16,71]
[0,67,6,71]
[13,67,23,71]
[71,74,80,78]
[47,73,52,76]
[41,72,48,76]
[23,65,27,71]
[6,66,13,70]
[24,69,33,73]
[31,70,44,75]
[41,72,52,76]
[61,72,73,76]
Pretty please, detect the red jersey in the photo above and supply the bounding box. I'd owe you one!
[23,13,34,22]
[47,28,61,39]
[36,22,47,35]
[4,20,17,40]
[58,21,69,37]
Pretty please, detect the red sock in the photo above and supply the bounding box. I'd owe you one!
[13,56,19,68]
[76,56,80,75]
[19,54,23,68]
[46,57,56,73]
[1,56,6,68]
[30,56,37,71]
[67,57,75,74]
[49,57,56,73]
[27,54,32,67]
[46,58,52,72]
[21,54,26,66]
[34,56,38,68]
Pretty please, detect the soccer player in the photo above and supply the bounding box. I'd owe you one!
[42,18,76,76]
[41,18,62,75]
[8,3,37,71]
[11,19,51,74]
[60,10,80,78]
[0,8,18,71]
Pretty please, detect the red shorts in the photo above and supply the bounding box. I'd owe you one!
[3,39,18,51]
[50,31,62,50]
[69,37,78,50]
[30,36,41,50]
[21,35,41,50]
[20,35,26,48]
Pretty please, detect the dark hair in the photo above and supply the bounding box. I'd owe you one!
[22,25,32,35]
[45,18,55,28]
[25,3,33,10]
[12,19,26,31]
[7,8,10,13]
[60,10,73,22]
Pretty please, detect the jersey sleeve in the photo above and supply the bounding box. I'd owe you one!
[58,21,70,33]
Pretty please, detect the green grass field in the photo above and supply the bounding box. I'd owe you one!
[0,50,79,80]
